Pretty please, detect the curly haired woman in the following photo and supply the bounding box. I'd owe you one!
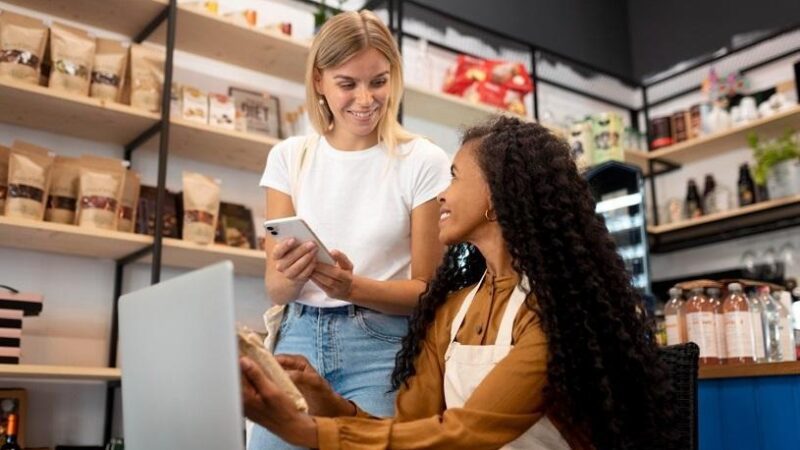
[240,116,676,450]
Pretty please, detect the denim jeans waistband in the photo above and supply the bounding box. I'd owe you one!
[287,302,359,318]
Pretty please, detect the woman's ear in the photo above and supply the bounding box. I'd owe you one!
[313,69,324,96]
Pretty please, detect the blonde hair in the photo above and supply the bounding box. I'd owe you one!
[305,10,415,152]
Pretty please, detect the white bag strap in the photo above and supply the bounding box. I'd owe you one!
[289,134,320,211]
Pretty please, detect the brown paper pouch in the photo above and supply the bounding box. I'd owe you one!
[6,140,54,220]
[0,145,9,215]
[90,38,128,102]
[45,156,81,224]
[182,171,220,245]
[117,170,140,232]
[129,44,164,112]
[0,10,48,85]
[77,155,126,230]
[48,22,96,96]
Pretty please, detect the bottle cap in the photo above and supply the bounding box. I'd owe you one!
[669,287,682,297]
[728,283,742,291]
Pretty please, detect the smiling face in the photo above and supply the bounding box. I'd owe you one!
[437,140,494,246]
[315,47,391,149]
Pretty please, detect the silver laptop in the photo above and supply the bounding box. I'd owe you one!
[119,261,244,450]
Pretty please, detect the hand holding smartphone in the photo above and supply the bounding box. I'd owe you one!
[263,217,336,265]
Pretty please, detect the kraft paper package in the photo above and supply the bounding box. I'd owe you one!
[76,155,126,230]
[182,171,220,245]
[90,38,128,102]
[48,22,96,96]
[129,44,165,112]
[5,140,55,220]
[117,170,140,233]
[45,156,81,224]
[0,10,48,85]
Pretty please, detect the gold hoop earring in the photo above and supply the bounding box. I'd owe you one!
[484,209,497,222]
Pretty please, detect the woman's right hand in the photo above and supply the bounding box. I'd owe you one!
[272,238,319,286]
[276,354,357,418]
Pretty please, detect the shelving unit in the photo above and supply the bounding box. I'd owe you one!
[648,194,800,253]
[699,361,800,380]
[0,217,265,276]
[0,364,121,382]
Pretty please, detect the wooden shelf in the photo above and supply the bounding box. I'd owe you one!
[647,105,800,166]
[699,361,800,380]
[648,194,800,253]
[648,194,800,234]
[0,217,265,276]
[0,78,159,145]
[404,85,533,128]
[0,364,121,381]
[164,118,280,172]
[157,238,265,277]
[6,0,311,82]
[0,216,151,260]
[0,79,279,172]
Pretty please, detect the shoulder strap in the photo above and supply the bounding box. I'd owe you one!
[289,134,320,210]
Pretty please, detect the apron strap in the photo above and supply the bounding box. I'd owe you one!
[448,272,486,343]
[495,276,530,346]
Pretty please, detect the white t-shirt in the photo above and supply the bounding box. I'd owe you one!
[260,135,451,308]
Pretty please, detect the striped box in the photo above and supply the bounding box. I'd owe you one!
[0,309,22,364]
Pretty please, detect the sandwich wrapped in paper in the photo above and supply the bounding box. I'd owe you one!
[237,325,308,412]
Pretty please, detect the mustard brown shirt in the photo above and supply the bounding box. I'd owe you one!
[315,274,593,449]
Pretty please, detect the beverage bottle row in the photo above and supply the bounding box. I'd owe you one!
[663,283,797,365]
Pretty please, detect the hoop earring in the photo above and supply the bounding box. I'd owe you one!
[484,209,497,222]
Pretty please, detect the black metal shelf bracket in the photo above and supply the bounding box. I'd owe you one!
[133,6,170,44]
[123,122,162,162]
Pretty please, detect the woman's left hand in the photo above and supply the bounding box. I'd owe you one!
[311,250,355,300]
[240,357,319,448]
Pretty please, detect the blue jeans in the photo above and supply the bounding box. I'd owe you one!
[248,303,408,450]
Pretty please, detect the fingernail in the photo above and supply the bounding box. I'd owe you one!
[305,242,316,249]
[240,358,252,369]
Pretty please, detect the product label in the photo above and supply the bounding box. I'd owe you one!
[687,312,718,358]
[715,313,727,359]
[725,311,755,359]
[665,315,682,345]
[751,311,766,359]
[779,317,797,362]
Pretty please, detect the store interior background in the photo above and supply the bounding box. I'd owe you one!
[0,0,798,445]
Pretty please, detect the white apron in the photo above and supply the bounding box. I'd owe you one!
[443,273,571,450]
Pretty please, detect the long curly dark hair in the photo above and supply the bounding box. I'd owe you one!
[392,116,675,449]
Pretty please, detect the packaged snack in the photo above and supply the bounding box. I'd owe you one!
[208,93,236,129]
[0,10,48,85]
[6,140,55,220]
[136,185,181,238]
[45,156,81,224]
[117,170,141,232]
[90,38,128,102]
[181,85,208,124]
[48,22,96,96]
[76,155,126,230]
[181,172,220,245]
[129,44,165,112]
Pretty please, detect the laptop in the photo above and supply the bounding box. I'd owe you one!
[119,261,245,450]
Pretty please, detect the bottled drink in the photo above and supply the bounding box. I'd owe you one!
[722,283,756,364]
[738,163,756,207]
[663,287,686,345]
[1,413,21,450]
[708,287,727,363]
[685,179,704,219]
[777,291,797,362]
[759,286,782,362]
[702,174,718,214]
[748,289,767,362]
[685,287,719,364]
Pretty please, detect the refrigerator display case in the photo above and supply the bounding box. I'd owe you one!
[584,161,652,295]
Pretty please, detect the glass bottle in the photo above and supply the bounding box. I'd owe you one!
[722,283,756,365]
[663,287,686,345]
[685,287,719,365]
[0,413,21,450]
[738,163,756,207]
[708,287,727,363]
[685,179,704,219]
[777,291,797,362]
[759,286,782,362]
[702,174,719,214]
[748,288,767,362]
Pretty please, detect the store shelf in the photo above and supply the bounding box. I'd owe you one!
[0,216,152,260]
[404,85,533,128]
[165,118,280,172]
[648,194,800,253]
[0,79,279,173]
[0,79,159,145]
[6,0,311,82]
[0,364,121,381]
[647,105,800,166]
[155,238,266,277]
[699,361,800,380]
[0,217,265,276]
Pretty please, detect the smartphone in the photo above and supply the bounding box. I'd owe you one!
[263,216,336,265]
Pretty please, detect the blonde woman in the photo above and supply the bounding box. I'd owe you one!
[251,10,450,450]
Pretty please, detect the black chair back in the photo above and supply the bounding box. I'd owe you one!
[658,342,700,450]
